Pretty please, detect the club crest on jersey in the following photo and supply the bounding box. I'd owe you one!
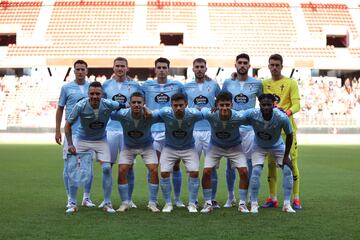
[89,121,104,129]
[112,94,127,103]
[128,130,144,138]
[155,93,170,103]
[257,131,272,140]
[234,93,249,104]
[215,131,231,139]
[172,130,187,138]
[194,95,209,105]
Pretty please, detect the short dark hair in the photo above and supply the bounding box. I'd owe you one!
[130,91,144,101]
[236,53,250,62]
[74,59,88,68]
[269,54,283,65]
[193,58,207,65]
[89,81,102,89]
[215,91,232,103]
[155,57,170,68]
[258,93,276,103]
[113,57,128,66]
[171,93,187,102]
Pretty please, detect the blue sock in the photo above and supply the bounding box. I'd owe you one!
[63,159,69,197]
[247,159,253,180]
[188,177,200,205]
[69,185,78,204]
[102,163,112,203]
[84,172,93,196]
[148,183,159,204]
[118,184,129,203]
[211,168,218,200]
[160,177,172,204]
[226,159,236,197]
[172,170,182,201]
[283,165,293,202]
[250,165,263,203]
[203,188,212,204]
[127,168,135,200]
[239,189,248,204]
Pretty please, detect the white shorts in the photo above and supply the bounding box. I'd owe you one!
[240,128,255,159]
[107,130,124,163]
[74,138,111,163]
[152,131,165,152]
[119,145,158,165]
[251,142,287,167]
[160,147,199,173]
[193,130,211,157]
[204,144,247,169]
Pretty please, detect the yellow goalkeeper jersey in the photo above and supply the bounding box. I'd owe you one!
[262,76,300,130]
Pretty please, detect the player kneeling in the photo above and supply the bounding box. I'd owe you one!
[245,94,295,214]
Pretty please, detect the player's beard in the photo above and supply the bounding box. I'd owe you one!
[175,110,184,119]
[219,108,231,120]
[237,67,248,76]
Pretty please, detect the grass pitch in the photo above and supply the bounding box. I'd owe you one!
[0,144,359,240]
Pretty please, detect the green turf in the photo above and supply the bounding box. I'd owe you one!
[0,144,359,240]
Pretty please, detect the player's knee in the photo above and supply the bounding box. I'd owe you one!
[203,168,212,178]
[161,172,170,178]
[102,163,111,175]
[189,171,199,178]
[239,167,248,177]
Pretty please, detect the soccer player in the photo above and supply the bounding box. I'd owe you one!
[64,81,124,214]
[200,91,249,213]
[222,53,262,207]
[100,57,142,209]
[242,94,295,213]
[55,60,94,209]
[111,92,162,213]
[157,93,203,213]
[262,54,302,209]
[142,57,185,207]
[184,58,221,208]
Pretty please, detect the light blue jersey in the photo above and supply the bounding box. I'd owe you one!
[141,79,184,132]
[103,79,142,131]
[68,98,121,141]
[222,77,262,132]
[184,79,220,131]
[111,108,163,148]
[157,107,203,150]
[242,108,292,148]
[58,80,90,132]
[201,108,246,149]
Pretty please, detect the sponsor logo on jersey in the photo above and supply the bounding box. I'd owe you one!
[257,131,272,140]
[89,121,105,129]
[215,131,231,139]
[234,93,249,104]
[194,95,208,105]
[155,93,170,103]
[128,130,144,138]
[172,129,187,138]
[112,94,127,103]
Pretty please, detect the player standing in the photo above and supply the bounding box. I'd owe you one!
[157,93,203,213]
[262,54,302,209]
[200,92,249,213]
[142,58,185,207]
[64,81,124,214]
[100,57,142,208]
[55,60,94,209]
[222,53,262,207]
[111,92,162,212]
[184,58,221,208]
[241,94,295,213]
